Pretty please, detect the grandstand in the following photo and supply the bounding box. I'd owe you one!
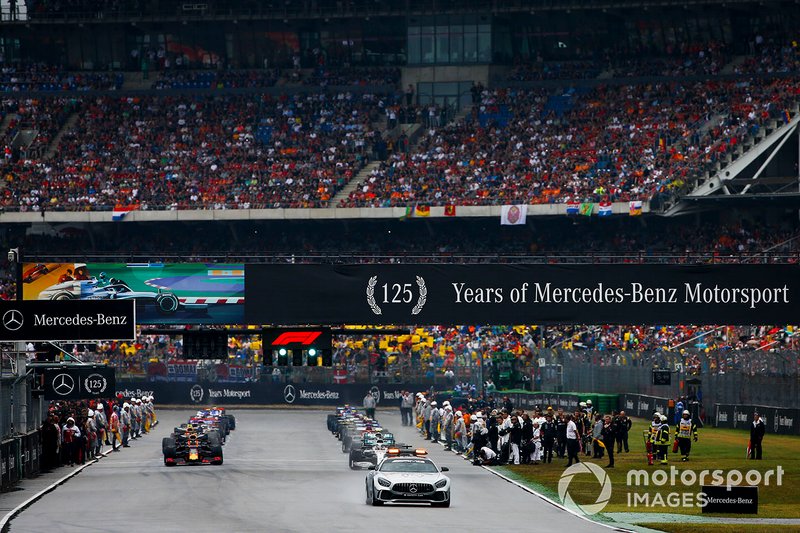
[2,4,800,531]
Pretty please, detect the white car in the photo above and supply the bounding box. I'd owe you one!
[365,448,451,507]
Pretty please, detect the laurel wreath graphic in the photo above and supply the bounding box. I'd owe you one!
[412,276,427,315]
[366,275,382,315]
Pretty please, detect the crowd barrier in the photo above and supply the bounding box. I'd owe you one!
[0,430,42,492]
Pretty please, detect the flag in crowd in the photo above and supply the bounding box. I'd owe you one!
[444,205,457,217]
[629,200,643,216]
[500,204,527,225]
[579,202,594,216]
[415,205,430,217]
[565,202,580,215]
[597,201,612,217]
[783,109,792,124]
[111,204,138,221]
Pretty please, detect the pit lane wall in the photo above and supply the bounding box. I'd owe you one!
[1,431,40,492]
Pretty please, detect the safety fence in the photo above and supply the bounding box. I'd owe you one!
[540,349,800,410]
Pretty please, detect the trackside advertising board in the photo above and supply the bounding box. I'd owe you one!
[22,262,244,324]
[0,300,135,341]
[245,264,800,325]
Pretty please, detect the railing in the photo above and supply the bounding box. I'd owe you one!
[12,0,744,23]
[21,251,800,264]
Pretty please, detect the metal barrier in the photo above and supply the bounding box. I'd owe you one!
[539,349,800,409]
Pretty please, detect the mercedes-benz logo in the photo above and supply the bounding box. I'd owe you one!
[52,373,75,396]
[2,309,23,331]
[409,484,418,493]
[283,385,296,404]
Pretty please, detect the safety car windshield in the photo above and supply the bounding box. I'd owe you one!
[378,459,438,473]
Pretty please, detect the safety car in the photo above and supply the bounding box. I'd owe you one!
[365,448,451,507]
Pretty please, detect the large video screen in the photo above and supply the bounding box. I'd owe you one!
[22,262,244,325]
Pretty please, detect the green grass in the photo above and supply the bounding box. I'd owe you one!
[500,417,800,521]
[646,525,800,533]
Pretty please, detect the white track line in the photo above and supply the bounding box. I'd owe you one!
[0,451,109,532]
[480,465,634,532]
[422,432,632,531]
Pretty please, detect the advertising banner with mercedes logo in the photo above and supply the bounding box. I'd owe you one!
[245,264,800,325]
[44,366,116,400]
[0,300,135,341]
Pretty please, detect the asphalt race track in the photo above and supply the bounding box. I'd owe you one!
[9,410,607,533]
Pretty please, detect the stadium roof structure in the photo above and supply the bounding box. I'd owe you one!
[663,115,800,216]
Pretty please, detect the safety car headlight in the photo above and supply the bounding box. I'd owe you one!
[435,479,447,489]
[377,477,391,487]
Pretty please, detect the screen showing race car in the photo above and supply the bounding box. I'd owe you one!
[22,262,244,325]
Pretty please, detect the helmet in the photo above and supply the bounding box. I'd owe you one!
[96,403,103,410]
[683,410,690,416]
[87,410,94,417]
[431,401,437,406]
[653,412,661,419]
[586,400,592,406]
[660,415,668,422]
[579,402,587,407]
[123,402,130,409]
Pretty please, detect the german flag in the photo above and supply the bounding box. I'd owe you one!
[415,205,430,217]
[444,205,456,217]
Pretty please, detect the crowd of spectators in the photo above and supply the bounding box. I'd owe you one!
[151,69,282,90]
[343,78,799,207]
[736,37,800,75]
[0,57,793,210]
[0,63,123,92]
[507,42,729,82]
[507,60,602,82]
[304,67,401,87]
[1,91,381,210]
[53,319,797,388]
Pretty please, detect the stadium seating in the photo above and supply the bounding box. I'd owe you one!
[151,69,282,90]
[1,92,381,210]
[0,64,123,92]
[343,78,800,207]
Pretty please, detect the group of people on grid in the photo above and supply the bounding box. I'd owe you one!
[41,396,158,470]
[406,392,643,467]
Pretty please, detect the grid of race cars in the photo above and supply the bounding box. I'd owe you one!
[328,406,451,507]
[161,408,236,466]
